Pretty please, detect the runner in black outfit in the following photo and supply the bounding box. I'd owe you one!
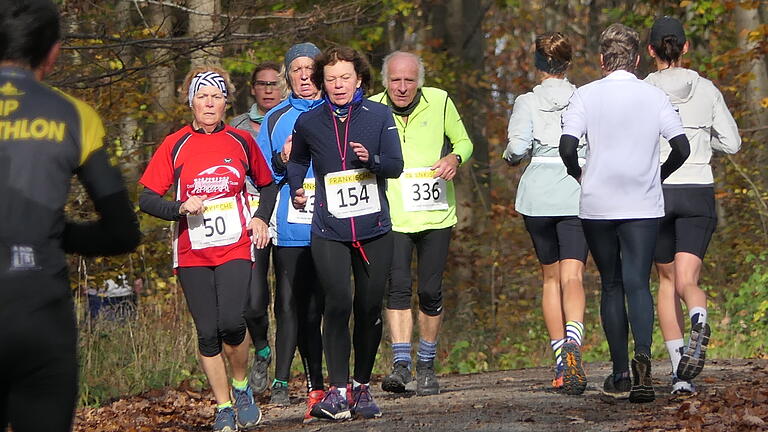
[0,1,140,430]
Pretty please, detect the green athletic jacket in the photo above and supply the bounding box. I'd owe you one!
[371,87,473,233]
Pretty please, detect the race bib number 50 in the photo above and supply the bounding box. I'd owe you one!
[324,168,381,218]
[187,196,243,249]
[400,167,449,211]
[287,178,316,224]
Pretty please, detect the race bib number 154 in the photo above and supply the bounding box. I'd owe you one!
[324,168,381,218]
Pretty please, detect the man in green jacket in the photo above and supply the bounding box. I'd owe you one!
[371,51,473,396]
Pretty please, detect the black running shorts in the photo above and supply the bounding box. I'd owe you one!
[655,186,717,264]
[522,215,588,265]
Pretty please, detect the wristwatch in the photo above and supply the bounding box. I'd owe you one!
[454,153,462,165]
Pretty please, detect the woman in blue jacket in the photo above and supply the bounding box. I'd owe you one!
[287,46,403,421]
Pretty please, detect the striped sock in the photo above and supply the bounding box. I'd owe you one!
[565,321,584,345]
[392,342,412,367]
[417,339,437,362]
[550,338,565,368]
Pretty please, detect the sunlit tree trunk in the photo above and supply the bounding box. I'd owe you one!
[147,3,177,144]
[188,0,222,68]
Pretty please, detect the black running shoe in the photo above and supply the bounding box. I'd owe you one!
[415,360,439,396]
[561,341,587,395]
[601,373,631,399]
[382,361,412,393]
[629,353,655,403]
[677,322,710,381]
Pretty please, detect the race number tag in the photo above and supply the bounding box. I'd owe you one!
[324,168,381,218]
[400,167,449,211]
[187,196,243,249]
[287,178,316,224]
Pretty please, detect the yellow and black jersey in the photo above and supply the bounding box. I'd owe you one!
[0,66,128,277]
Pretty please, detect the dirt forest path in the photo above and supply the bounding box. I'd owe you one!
[75,358,768,432]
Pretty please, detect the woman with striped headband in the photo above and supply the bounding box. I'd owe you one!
[139,66,278,432]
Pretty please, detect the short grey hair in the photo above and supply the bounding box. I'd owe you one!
[599,23,640,73]
[381,51,425,88]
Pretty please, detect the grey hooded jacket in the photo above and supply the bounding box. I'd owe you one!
[645,68,741,185]
[503,77,585,216]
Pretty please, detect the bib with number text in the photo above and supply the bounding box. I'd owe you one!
[324,169,381,218]
[400,167,449,211]
[287,178,316,224]
[187,196,243,249]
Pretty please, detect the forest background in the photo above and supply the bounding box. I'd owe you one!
[55,0,768,407]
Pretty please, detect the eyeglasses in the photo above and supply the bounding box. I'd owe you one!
[254,80,278,88]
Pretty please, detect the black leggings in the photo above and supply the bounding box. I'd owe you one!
[177,259,251,357]
[387,228,452,316]
[582,218,659,374]
[311,232,393,388]
[1,275,77,432]
[273,246,324,391]
[244,244,272,351]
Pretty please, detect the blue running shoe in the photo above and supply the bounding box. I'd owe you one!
[351,384,382,419]
[232,385,262,430]
[310,386,351,421]
[213,406,236,432]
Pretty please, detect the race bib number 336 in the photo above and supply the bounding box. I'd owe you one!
[187,196,243,249]
[324,168,381,218]
[400,167,449,211]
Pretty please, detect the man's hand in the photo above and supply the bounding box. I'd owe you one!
[179,195,208,215]
[350,141,369,163]
[248,217,270,249]
[280,135,293,163]
[431,154,460,180]
[292,188,307,209]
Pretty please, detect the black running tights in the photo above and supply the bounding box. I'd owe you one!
[311,232,393,388]
[581,218,659,374]
[244,244,271,351]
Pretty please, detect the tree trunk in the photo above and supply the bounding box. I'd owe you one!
[187,0,222,68]
[147,3,178,145]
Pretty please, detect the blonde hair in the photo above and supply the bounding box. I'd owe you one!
[599,23,640,73]
[180,65,236,105]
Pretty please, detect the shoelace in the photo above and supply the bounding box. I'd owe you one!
[215,407,234,422]
[234,387,252,406]
[354,386,372,405]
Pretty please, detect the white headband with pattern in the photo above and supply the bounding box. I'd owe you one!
[188,71,228,107]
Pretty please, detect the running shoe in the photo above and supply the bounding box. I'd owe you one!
[382,361,412,393]
[561,341,587,395]
[629,353,655,403]
[249,351,271,394]
[303,389,326,424]
[677,322,711,381]
[212,406,237,432]
[270,380,290,406]
[601,373,631,399]
[551,364,564,390]
[351,384,382,419]
[415,360,439,396]
[310,386,351,421]
[671,377,696,395]
[232,385,262,430]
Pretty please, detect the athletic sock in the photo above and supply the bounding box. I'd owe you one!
[565,321,585,345]
[272,379,288,387]
[217,401,233,410]
[550,338,565,368]
[392,342,412,367]
[257,345,271,359]
[689,306,707,326]
[665,338,685,376]
[417,339,437,363]
[352,379,367,390]
[232,377,248,391]
[338,386,347,399]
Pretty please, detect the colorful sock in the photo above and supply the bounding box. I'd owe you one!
[550,338,565,368]
[565,321,584,345]
[417,339,437,362]
[665,338,685,376]
[392,342,412,367]
[338,386,347,399]
[216,401,233,410]
[689,306,707,326]
[272,379,288,388]
[257,345,271,359]
[232,377,248,391]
